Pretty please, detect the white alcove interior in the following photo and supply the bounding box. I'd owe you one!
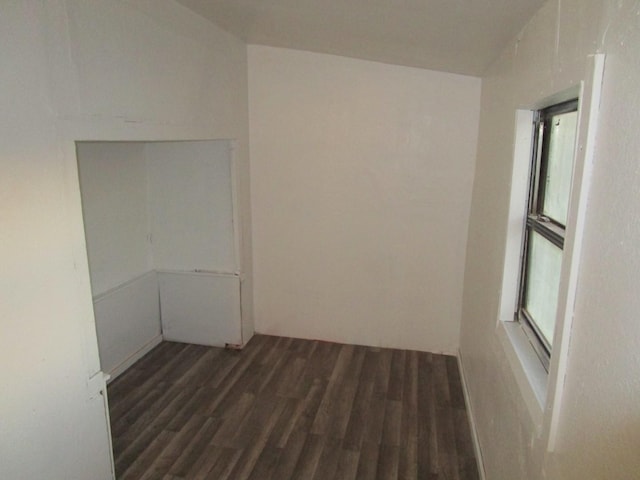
[77,140,243,380]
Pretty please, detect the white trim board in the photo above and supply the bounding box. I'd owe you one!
[457,351,487,480]
[106,334,163,382]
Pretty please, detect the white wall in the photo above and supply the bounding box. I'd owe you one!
[249,46,481,354]
[146,141,237,273]
[146,140,243,347]
[77,142,152,295]
[0,1,251,478]
[460,0,640,478]
[77,142,160,377]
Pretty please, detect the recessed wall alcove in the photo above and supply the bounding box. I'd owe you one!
[76,140,245,380]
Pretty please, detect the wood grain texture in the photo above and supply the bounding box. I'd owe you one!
[108,335,479,479]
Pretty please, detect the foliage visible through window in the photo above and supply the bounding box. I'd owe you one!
[518,99,578,370]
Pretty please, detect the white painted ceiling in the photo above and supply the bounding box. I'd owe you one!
[174,0,544,76]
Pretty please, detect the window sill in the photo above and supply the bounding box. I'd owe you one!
[496,320,547,428]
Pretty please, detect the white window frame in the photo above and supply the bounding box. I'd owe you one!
[496,54,605,449]
[518,97,578,371]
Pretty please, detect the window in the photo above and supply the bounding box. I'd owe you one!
[517,99,578,370]
[496,56,604,442]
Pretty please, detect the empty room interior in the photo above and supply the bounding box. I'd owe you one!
[2,1,639,479]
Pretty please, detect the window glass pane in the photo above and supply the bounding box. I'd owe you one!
[524,231,563,346]
[542,110,578,225]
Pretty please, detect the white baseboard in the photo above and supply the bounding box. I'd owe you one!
[106,334,163,383]
[457,350,487,480]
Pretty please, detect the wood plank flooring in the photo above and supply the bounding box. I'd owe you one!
[107,335,479,480]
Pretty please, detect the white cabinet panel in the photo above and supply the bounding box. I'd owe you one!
[158,271,241,346]
[92,271,161,377]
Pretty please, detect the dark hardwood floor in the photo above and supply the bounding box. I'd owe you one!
[107,335,479,480]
